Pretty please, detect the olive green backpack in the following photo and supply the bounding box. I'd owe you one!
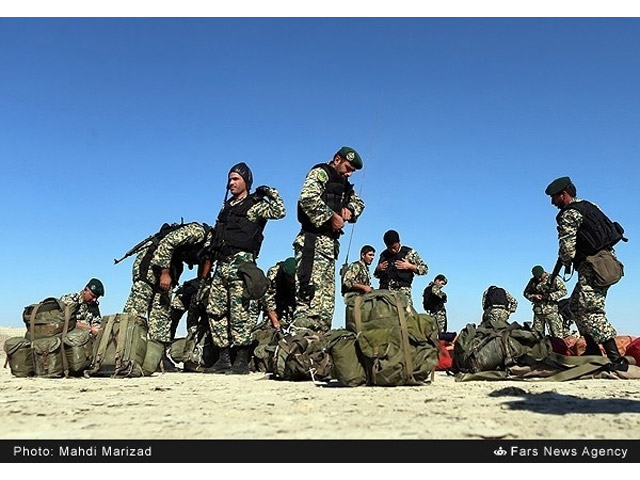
[85,313,163,378]
[341,290,440,387]
[273,331,333,382]
[23,297,78,340]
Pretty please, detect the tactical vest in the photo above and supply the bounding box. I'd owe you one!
[297,163,354,239]
[135,223,193,285]
[423,283,446,312]
[378,246,414,289]
[483,286,508,310]
[214,195,266,259]
[558,200,626,265]
[274,264,296,319]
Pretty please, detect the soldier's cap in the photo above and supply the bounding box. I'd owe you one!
[545,176,572,196]
[336,146,363,170]
[229,162,253,191]
[86,278,105,297]
[281,257,296,277]
[532,265,544,278]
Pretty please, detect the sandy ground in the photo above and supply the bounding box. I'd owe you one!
[2,326,640,440]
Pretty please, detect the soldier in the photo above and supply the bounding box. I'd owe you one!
[481,285,518,328]
[523,265,567,337]
[422,274,448,333]
[122,221,211,371]
[169,277,203,340]
[293,146,365,333]
[60,278,104,337]
[545,176,627,362]
[341,245,375,296]
[374,229,428,308]
[203,162,286,374]
[258,257,297,331]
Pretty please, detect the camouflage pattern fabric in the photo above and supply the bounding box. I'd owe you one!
[123,223,209,343]
[424,281,447,332]
[341,259,371,294]
[257,263,295,328]
[59,292,101,327]
[293,163,365,334]
[481,288,518,326]
[523,275,567,337]
[205,251,257,347]
[375,247,428,309]
[557,198,618,343]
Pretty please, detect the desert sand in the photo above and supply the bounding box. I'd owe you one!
[2,325,640,441]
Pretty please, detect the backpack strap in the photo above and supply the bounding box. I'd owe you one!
[393,292,417,384]
[538,353,612,382]
[353,295,364,333]
[28,303,41,369]
[59,303,72,378]
[113,314,131,376]
[85,314,116,377]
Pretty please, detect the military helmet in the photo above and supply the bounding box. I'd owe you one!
[229,162,253,191]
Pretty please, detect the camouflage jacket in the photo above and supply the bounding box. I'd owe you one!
[341,260,371,293]
[482,288,518,314]
[59,292,101,327]
[523,275,567,315]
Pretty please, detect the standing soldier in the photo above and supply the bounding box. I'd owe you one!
[341,245,375,296]
[523,265,567,337]
[122,221,211,370]
[374,229,428,308]
[545,176,627,362]
[293,146,365,334]
[60,278,105,337]
[422,274,448,333]
[203,162,286,374]
[481,285,518,328]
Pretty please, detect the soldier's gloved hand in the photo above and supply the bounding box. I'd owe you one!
[254,185,270,198]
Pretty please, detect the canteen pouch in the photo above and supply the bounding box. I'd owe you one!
[585,250,624,287]
[4,337,35,377]
[32,336,65,378]
[63,328,93,375]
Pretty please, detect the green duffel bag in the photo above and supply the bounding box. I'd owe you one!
[141,339,164,376]
[86,313,149,378]
[169,337,187,364]
[3,336,35,377]
[181,324,217,372]
[345,289,411,334]
[357,326,409,386]
[63,328,93,375]
[249,324,282,373]
[32,336,66,378]
[326,329,366,387]
[273,332,332,382]
[407,313,440,383]
[23,297,77,340]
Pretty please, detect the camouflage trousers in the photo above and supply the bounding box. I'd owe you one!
[206,252,256,347]
[387,286,415,310]
[292,233,337,334]
[123,280,172,343]
[428,309,448,333]
[532,311,564,338]
[570,262,617,343]
[481,307,511,328]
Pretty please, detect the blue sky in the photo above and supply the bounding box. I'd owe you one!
[1,17,638,336]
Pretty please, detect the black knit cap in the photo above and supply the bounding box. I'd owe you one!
[229,162,253,191]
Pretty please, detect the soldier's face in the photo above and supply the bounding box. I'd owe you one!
[333,157,356,178]
[551,192,569,209]
[386,242,401,254]
[361,251,375,266]
[82,288,98,304]
[228,173,247,197]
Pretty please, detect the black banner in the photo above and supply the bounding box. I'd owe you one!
[0,439,638,463]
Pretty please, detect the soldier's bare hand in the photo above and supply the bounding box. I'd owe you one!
[395,259,413,271]
[340,207,353,222]
[331,212,345,232]
[159,270,173,292]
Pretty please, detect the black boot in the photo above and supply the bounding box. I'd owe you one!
[159,343,178,372]
[582,334,602,356]
[230,345,250,375]
[602,338,625,363]
[204,346,232,374]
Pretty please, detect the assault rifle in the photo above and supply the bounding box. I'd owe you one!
[549,257,572,283]
[113,219,184,265]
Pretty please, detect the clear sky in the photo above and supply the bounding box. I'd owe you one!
[1,17,638,336]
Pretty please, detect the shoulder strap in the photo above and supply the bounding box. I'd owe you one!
[85,314,116,376]
[59,304,71,378]
[393,292,417,384]
[353,295,364,333]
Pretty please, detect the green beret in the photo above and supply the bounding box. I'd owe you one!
[336,146,362,170]
[86,278,105,297]
[545,176,572,196]
[532,265,544,278]
[281,257,296,277]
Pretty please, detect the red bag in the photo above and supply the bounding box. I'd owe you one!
[435,340,453,371]
[624,337,640,365]
[549,336,573,356]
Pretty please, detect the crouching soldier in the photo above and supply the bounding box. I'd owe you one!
[60,278,105,337]
[481,285,518,329]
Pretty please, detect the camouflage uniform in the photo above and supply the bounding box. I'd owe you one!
[341,259,371,295]
[169,277,203,338]
[422,282,447,333]
[123,222,210,343]
[293,165,365,333]
[59,292,101,329]
[557,198,617,343]
[374,247,428,308]
[256,262,296,328]
[206,188,286,347]
[523,275,567,337]
[481,287,518,328]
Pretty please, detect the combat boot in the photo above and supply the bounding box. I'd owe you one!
[602,338,629,371]
[582,334,602,356]
[230,345,250,375]
[159,343,178,372]
[204,346,232,374]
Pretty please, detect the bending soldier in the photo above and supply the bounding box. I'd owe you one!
[481,285,518,328]
[523,265,567,337]
[60,278,105,337]
[293,146,365,334]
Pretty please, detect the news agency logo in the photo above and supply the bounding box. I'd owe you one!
[494,446,508,457]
